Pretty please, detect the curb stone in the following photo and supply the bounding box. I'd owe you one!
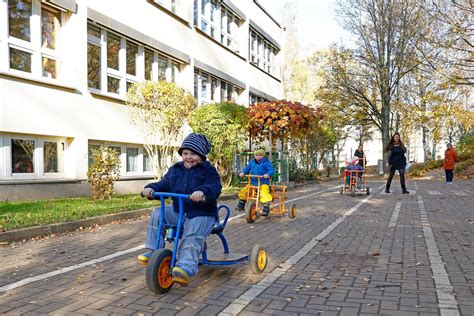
[0,180,335,244]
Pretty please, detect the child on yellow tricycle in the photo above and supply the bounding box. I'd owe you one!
[235,149,296,223]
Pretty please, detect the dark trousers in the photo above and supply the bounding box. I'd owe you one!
[445,169,454,182]
[386,168,406,189]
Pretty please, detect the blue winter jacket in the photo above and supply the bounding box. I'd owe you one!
[242,157,275,186]
[144,161,222,219]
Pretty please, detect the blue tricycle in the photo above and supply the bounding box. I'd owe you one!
[144,192,268,294]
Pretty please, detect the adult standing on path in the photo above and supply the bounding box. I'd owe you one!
[354,145,366,167]
[443,143,458,184]
[384,132,409,194]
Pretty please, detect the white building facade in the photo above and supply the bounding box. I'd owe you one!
[0,0,283,201]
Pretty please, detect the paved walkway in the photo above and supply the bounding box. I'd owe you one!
[0,178,473,315]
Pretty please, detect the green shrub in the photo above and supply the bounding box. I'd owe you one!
[458,134,474,154]
[188,102,248,186]
[87,146,120,200]
[408,159,442,177]
[409,169,425,177]
[408,163,427,177]
[458,151,474,162]
[425,159,443,169]
[455,159,474,173]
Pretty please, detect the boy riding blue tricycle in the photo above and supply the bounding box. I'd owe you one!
[142,191,268,294]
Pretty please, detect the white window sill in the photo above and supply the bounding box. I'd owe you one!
[0,178,80,185]
[90,90,127,103]
[0,71,78,91]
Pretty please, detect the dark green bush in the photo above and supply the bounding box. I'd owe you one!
[455,159,474,173]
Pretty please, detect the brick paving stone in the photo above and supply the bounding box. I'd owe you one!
[340,306,360,315]
[1,180,473,314]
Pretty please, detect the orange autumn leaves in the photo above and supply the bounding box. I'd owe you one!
[247,100,324,142]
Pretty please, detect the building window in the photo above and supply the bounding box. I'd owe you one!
[220,6,238,51]
[194,69,241,105]
[0,134,67,179]
[143,151,152,172]
[12,139,35,174]
[87,24,101,90]
[154,0,176,13]
[249,30,277,75]
[126,147,138,172]
[194,0,240,50]
[87,22,181,96]
[88,142,154,176]
[5,0,62,79]
[44,141,64,173]
[249,93,268,105]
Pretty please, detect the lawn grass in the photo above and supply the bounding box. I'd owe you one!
[0,187,240,232]
[0,195,158,231]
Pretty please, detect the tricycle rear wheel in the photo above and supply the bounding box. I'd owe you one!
[146,249,174,294]
[249,244,267,274]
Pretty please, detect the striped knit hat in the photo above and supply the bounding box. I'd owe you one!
[178,133,212,160]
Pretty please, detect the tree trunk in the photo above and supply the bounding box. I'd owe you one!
[381,95,391,175]
[422,126,431,161]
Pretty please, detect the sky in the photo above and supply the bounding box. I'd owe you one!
[257,0,352,56]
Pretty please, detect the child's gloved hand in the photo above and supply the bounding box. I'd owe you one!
[263,174,269,179]
[190,190,205,202]
[239,172,244,178]
[141,188,154,199]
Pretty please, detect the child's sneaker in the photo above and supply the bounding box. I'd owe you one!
[137,251,153,264]
[234,199,246,212]
[172,267,190,286]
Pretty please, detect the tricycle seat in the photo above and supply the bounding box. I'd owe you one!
[210,225,224,235]
[209,205,230,236]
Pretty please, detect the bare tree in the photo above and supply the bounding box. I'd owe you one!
[335,0,430,170]
[420,0,473,86]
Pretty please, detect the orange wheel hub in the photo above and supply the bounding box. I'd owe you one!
[158,257,172,288]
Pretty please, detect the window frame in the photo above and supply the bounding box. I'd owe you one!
[249,93,268,105]
[155,0,177,13]
[220,6,238,50]
[2,0,63,79]
[249,28,277,75]
[0,134,67,180]
[194,69,241,106]
[87,22,181,96]
[194,0,240,50]
[88,142,154,177]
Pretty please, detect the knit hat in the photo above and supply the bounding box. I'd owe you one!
[351,156,359,164]
[254,148,266,156]
[178,133,211,160]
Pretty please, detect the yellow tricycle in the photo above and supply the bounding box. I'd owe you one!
[243,175,296,223]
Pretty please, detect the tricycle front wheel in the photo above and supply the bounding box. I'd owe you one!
[288,203,296,219]
[245,202,257,223]
[146,249,174,294]
[249,244,267,274]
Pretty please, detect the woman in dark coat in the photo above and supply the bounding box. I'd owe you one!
[354,145,365,167]
[384,133,409,194]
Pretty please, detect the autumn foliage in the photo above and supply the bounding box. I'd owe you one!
[247,100,324,143]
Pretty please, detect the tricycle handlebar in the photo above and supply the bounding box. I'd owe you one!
[151,192,190,199]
